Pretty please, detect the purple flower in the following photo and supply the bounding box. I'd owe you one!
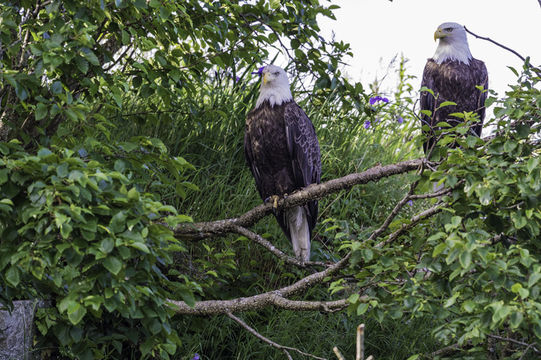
[407,200,413,206]
[369,95,389,105]
[251,66,265,76]
[191,354,200,360]
[235,76,240,83]
[364,120,371,129]
[397,116,404,124]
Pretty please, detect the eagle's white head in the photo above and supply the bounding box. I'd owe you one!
[432,22,473,65]
[255,65,293,108]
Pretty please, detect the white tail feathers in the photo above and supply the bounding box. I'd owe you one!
[287,206,311,261]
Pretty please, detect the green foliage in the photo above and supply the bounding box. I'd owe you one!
[0,140,196,358]
[343,63,541,359]
[0,0,355,148]
[1,0,541,359]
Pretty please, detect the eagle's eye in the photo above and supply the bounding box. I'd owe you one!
[444,27,454,32]
[273,71,280,75]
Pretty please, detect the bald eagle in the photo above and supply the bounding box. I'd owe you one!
[244,65,321,262]
[420,22,489,154]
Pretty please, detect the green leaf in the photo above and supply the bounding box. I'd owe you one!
[110,211,127,233]
[437,101,457,108]
[100,238,115,253]
[432,243,447,257]
[528,272,541,288]
[35,103,48,121]
[128,242,150,253]
[459,250,471,268]
[67,302,87,325]
[103,256,122,275]
[509,312,523,329]
[81,48,99,65]
[6,266,20,287]
[0,168,8,185]
[356,303,369,316]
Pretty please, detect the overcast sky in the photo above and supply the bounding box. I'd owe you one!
[317,0,541,99]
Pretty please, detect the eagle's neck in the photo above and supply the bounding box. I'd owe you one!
[255,84,293,109]
[433,38,472,65]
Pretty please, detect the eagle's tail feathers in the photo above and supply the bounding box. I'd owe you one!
[287,206,311,262]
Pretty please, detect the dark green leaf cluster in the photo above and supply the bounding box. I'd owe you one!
[0,140,195,359]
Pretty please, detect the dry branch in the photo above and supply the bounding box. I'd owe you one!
[375,203,443,248]
[227,312,327,360]
[464,26,541,76]
[169,253,351,315]
[231,225,327,267]
[174,159,426,239]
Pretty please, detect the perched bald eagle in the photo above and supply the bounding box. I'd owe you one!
[244,65,321,262]
[420,22,489,154]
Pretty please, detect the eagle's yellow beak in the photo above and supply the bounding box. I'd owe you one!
[434,28,447,41]
[263,72,269,85]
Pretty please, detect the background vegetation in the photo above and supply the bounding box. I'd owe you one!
[0,1,539,359]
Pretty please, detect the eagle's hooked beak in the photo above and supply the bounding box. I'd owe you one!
[434,28,447,41]
[263,72,269,85]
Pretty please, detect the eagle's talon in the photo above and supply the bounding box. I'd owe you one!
[264,195,281,210]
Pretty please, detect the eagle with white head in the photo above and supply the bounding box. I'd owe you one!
[244,65,321,262]
[420,22,489,154]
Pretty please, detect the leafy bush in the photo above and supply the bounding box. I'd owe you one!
[0,140,195,359]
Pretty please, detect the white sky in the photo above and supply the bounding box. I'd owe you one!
[317,0,541,99]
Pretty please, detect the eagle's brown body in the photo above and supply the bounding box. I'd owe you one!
[420,58,488,153]
[244,100,320,254]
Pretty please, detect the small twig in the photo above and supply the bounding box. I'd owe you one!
[375,203,443,248]
[333,347,346,360]
[487,334,540,354]
[367,179,420,242]
[227,312,327,360]
[231,225,327,268]
[464,26,541,76]
[429,342,461,356]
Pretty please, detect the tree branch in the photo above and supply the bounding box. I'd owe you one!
[464,26,541,76]
[487,334,540,354]
[375,203,443,248]
[174,159,426,239]
[231,225,327,268]
[169,253,351,315]
[227,312,327,360]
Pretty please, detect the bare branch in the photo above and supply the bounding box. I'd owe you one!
[367,179,420,242]
[429,342,461,357]
[333,347,346,360]
[169,253,351,315]
[227,312,328,360]
[464,26,541,76]
[174,159,426,239]
[487,334,540,354]
[376,203,443,248]
[231,225,327,268]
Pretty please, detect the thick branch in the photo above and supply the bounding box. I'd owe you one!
[175,159,426,239]
[169,253,351,315]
